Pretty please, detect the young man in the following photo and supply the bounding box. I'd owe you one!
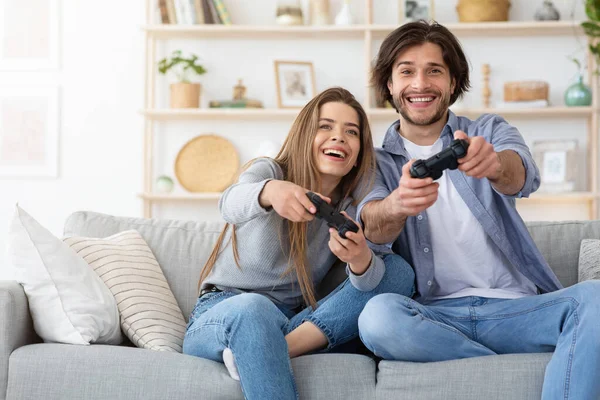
[357,21,600,399]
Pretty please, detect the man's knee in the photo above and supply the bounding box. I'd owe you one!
[571,280,600,309]
[358,293,411,345]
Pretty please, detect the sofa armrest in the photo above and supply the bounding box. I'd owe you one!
[0,280,37,399]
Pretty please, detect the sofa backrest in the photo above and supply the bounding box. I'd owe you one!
[64,211,600,319]
[64,211,224,320]
[525,220,600,287]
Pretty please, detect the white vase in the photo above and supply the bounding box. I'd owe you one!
[335,0,354,26]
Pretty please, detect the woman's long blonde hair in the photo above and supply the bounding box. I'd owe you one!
[197,87,376,308]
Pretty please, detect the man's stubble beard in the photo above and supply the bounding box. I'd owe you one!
[393,90,450,127]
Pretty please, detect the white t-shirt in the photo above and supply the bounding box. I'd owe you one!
[403,136,538,300]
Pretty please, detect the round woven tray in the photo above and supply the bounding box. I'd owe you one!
[174,134,239,192]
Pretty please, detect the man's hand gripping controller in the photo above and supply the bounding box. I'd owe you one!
[409,139,469,180]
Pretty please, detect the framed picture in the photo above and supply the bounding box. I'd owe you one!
[400,0,435,23]
[274,61,316,108]
[0,86,60,178]
[532,140,581,192]
[0,0,60,70]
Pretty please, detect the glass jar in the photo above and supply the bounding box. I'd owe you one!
[276,0,304,25]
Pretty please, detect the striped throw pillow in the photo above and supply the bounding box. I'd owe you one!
[64,230,186,352]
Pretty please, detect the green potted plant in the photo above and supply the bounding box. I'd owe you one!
[582,0,600,73]
[158,50,207,108]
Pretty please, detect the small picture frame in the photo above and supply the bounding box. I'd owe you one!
[0,0,60,70]
[0,86,60,178]
[532,140,581,193]
[400,0,435,23]
[274,61,316,109]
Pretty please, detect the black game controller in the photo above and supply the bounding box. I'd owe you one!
[409,139,470,180]
[306,192,359,239]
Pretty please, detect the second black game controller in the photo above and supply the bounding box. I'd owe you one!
[306,191,359,239]
[409,139,470,180]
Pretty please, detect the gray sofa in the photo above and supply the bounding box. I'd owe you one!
[1,211,599,400]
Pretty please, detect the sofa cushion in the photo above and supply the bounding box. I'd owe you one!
[7,205,122,345]
[376,353,551,400]
[578,239,600,282]
[64,230,187,352]
[64,211,225,320]
[7,344,376,400]
[526,220,600,287]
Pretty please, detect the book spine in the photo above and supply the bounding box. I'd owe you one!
[206,0,222,24]
[158,0,170,23]
[166,0,177,24]
[211,0,232,25]
[193,0,205,23]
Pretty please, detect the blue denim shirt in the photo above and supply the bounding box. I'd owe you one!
[357,111,564,302]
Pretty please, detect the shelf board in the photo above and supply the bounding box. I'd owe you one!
[143,24,367,39]
[142,108,299,120]
[371,20,583,39]
[143,21,583,39]
[143,106,594,121]
[139,192,222,201]
[370,107,595,119]
[517,192,599,203]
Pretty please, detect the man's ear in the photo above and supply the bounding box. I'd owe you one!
[451,78,456,94]
[387,78,393,95]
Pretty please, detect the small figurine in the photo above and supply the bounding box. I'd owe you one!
[482,63,491,108]
[233,79,247,101]
[534,0,560,21]
[209,79,264,108]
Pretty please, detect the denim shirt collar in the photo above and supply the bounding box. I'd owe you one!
[381,110,460,158]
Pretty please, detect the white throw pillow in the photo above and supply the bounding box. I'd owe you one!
[64,230,187,352]
[6,205,122,345]
[578,239,600,282]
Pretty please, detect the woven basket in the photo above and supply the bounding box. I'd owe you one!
[504,81,549,102]
[456,0,510,22]
[174,134,239,192]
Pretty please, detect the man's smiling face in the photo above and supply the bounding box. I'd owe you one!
[388,42,456,127]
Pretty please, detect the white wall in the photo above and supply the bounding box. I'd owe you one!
[0,0,594,278]
[0,1,144,278]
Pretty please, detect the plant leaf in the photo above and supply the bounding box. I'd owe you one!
[586,0,600,21]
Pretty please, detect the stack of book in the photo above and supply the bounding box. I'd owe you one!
[158,0,232,25]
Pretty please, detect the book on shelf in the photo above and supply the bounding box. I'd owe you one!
[158,0,170,23]
[165,0,177,23]
[201,0,216,24]
[205,0,222,24]
[212,0,232,25]
[174,0,197,24]
[193,0,205,23]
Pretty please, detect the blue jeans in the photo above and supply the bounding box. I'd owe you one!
[358,279,600,400]
[183,254,415,400]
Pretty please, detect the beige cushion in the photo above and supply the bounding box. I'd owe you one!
[64,230,186,352]
[578,239,600,282]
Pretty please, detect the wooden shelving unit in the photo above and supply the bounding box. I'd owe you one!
[142,0,598,220]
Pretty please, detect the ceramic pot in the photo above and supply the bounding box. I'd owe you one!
[564,75,592,107]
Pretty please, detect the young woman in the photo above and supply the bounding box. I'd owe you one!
[182,87,415,400]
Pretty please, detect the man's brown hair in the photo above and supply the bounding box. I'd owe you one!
[372,20,471,110]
